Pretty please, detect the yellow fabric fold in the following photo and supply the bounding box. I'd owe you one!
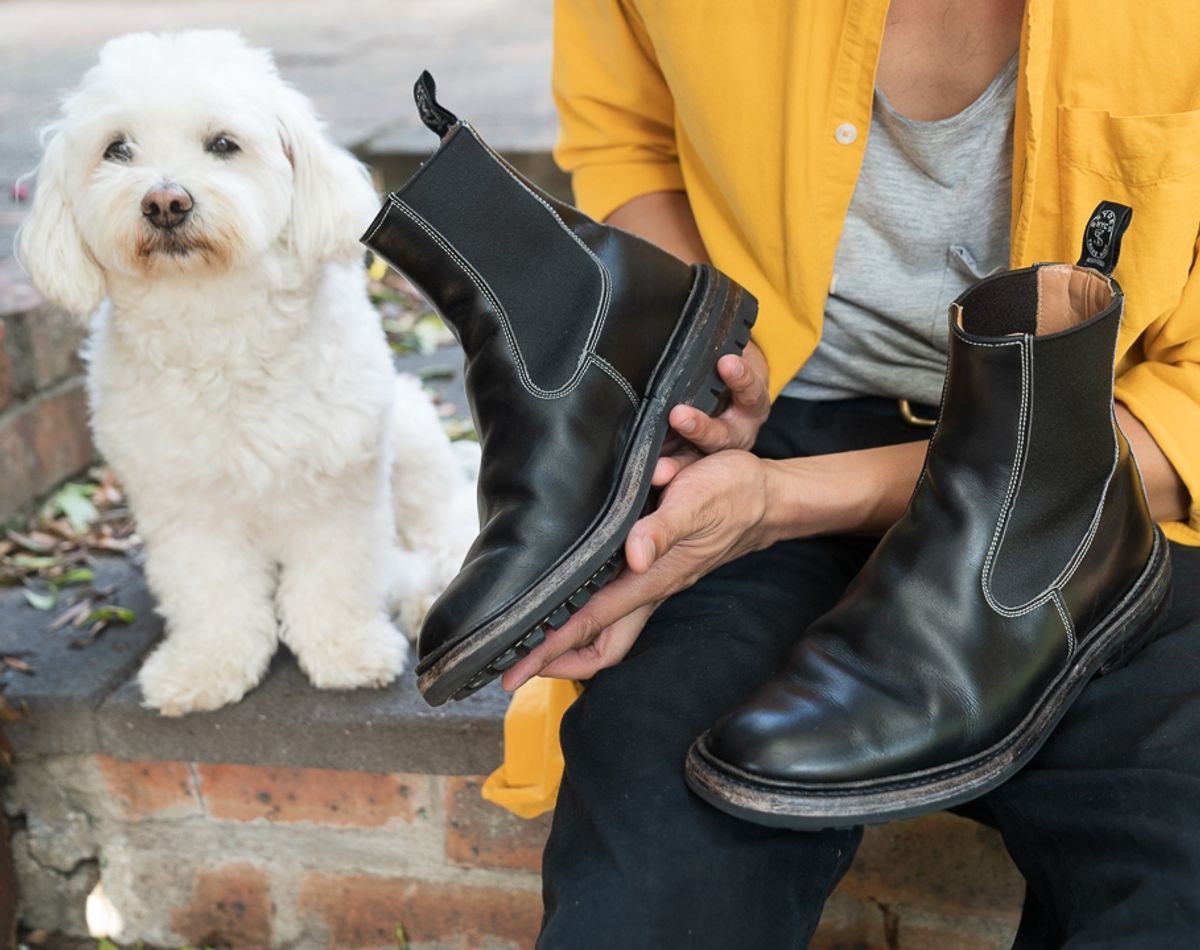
[482,678,583,819]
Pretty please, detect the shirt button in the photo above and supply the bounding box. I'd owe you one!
[835,122,858,145]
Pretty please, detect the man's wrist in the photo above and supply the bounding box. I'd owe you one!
[758,440,930,541]
[759,455,855,542]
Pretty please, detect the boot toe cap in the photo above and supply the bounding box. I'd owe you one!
[704,681,866,785]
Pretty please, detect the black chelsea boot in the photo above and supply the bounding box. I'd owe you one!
[363,74,758,704]
[687,203,1172,828]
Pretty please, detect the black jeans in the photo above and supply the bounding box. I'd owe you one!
[537,397,1200,949]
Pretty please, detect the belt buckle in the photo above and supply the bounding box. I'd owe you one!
[898,398,937,429]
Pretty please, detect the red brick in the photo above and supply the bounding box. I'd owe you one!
[0,408,38,518]
[896,923,1014,950]
[835,814,1023,917]
[170,863,272,950]
[0,318,12,411]
[25,303,86,390]
[0,260,42,321]
[810,891,889,949]
[95,755,202,820]
[0,810,16,950]
[29,384,93,486]
[444,776,551,872]
[298,873,540,949]
[195,763,430,827]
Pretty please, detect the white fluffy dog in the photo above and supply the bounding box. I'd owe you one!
[18,30,477,715]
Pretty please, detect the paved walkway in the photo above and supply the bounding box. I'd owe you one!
[0,0,555,261]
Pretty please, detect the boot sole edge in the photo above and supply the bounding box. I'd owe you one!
[684,527,1173,829]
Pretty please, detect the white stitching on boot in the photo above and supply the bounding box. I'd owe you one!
[389,197,618,401]
[591,355,639,406]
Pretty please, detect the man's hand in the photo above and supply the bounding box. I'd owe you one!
[502,450,775,689]
[652,340,771,487]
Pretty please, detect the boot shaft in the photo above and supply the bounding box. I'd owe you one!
[362,79,696,403]
[934,260,1151,614]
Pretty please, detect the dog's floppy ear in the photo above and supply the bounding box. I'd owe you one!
[16,127,106,318]
[277,86,379,271]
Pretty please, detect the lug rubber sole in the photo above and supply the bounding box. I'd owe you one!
[417,265,758,705]
[685,527,1173,829]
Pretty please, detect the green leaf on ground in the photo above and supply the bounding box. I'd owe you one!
[395,923,409,949]
[51,567,96,588]
[84,605,135,626]
[43,482,100,532]
[22,586,56,611]
[413,313,449,354]
[12,554,58,571]
[442,418,478,442]
[417,364,456,381]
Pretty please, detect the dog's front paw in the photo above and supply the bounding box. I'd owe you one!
[393,589,436,641]
[297,618,409,690]
[138,636,272,716]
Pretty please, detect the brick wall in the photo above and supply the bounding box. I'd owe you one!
[0,261,95,524]
[0,809,15,950]
[4,752,1023,949]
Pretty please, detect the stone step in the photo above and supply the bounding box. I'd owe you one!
[0,538,507,778]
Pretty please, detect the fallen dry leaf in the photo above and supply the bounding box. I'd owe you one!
[2,655,33,674]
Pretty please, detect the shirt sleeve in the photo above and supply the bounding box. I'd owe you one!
[552,0,685,221]
[1114,232,1200,544]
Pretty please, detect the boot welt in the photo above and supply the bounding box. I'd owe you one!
[417,264,758,705]
[685,527,1173,829]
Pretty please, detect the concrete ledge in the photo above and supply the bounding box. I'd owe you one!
[1,556,510,776]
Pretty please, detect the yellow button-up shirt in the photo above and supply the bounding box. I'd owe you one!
[553,0,1200,544]
[483,1,1200,818]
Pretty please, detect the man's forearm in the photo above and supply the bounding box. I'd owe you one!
[1115,403,1190,523]
[605,190,711,265]
[760,406,1190,543]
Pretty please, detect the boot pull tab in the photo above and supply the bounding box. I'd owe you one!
[414,70,459,139]
[1077,200,1133,276]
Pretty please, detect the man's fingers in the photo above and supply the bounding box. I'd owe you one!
[718,354,770,417]
[539,608,652,680]
[652,456,680,486]
[625,496,699,574]
[670,405,733,454]
[501,609,604,690]
[502,574,662,689]
[652,446,703,486]
[536,644,605,681]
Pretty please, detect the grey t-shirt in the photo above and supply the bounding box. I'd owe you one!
[784,53,1018,405]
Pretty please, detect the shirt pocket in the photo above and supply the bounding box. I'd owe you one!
[1057,106,1200,331]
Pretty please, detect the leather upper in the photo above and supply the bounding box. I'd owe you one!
[363,125,696,662]
[707,267,1156,784]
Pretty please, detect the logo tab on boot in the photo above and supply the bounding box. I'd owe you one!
[414,70,459,139]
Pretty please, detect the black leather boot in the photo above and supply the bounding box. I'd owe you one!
[687,203,1172,828]
[363,74,758,704]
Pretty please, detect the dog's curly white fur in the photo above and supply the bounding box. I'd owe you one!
[18,30,477,716]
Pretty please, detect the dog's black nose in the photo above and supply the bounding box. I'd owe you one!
[141,184,193,230]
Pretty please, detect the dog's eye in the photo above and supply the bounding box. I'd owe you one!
[103,139,133,163]
[205,135,241,158]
